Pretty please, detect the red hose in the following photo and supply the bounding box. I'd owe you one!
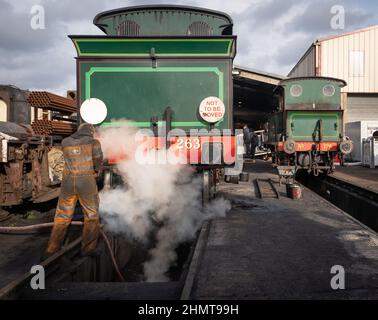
[99,228,125,282]
[0,221,83,233]
[0,222,125,282]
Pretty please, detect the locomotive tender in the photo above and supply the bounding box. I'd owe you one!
[70,5,241,175]
[267,77,353,176]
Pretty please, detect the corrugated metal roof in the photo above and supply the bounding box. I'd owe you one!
[279,76,347,86]
[233,65,286,81]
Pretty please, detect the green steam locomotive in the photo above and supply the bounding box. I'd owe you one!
[267,77,353,176]
[70,5,244,198]
[70,5,239,167]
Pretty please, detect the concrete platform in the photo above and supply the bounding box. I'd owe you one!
[190,160,378,299]
[331,165,378,194]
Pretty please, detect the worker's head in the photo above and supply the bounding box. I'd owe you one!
[77,123,95,137]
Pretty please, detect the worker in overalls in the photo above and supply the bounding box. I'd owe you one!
[45,123,103,257]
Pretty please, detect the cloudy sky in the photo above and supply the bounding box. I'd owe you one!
[0,0,377,95]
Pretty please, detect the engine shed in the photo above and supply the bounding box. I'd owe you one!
[232,66,285,131]
[232,66,286,130]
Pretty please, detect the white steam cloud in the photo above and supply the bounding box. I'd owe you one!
[97,122,231,282]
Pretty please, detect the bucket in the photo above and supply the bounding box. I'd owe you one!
[286,183,302,199]
[239,172,250,182]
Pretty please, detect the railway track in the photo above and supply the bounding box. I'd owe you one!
[0,219,131,300]
[297,173,378,232]
[0,169,214,300]
[0,236,82,300]
[254,178,280,199]
[0,220,202,300]
[326,175,378,203]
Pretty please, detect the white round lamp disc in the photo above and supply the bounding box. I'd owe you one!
[199,96,225,123]
[80,98,107,124]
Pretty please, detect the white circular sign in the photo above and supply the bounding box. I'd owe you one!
[80,98,108,124]
[199,96,225,123]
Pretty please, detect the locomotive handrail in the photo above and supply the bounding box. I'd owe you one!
[319,119,323,141]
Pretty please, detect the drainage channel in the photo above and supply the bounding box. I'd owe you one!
[297,173,378,232]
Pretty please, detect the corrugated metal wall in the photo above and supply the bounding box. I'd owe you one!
[288,46,316,77]
[288,26,378,138]
[320,26,378,93]
[346,94,378,123]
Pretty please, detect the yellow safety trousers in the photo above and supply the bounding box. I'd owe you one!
[47,174,100,254]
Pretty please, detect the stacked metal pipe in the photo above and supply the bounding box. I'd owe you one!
[28,91,76,114]
[31,120,77,137]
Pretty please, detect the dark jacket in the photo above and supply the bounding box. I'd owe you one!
[243,127,251,144]
[251,132,259,145]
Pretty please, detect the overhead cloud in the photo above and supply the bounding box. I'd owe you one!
[0,0,376,94]
[0,0,58,53]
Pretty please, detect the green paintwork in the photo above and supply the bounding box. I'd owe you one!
[71,37,235,57]
[85,67,223,101]
[282,78,345,108]
[72,7,235,132]
[94,8,231,36]
[287,111,342,141]
[77,60,231,130]
[267,77,346,144]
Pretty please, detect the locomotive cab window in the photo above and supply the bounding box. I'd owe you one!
[187,21,213,36]
[290,84,303,97]
[323,84,335,97]
[117,20,140,36]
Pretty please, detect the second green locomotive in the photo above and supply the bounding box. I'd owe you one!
[267,77,353,176]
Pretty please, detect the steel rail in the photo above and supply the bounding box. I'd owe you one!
[255,178,280,199]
